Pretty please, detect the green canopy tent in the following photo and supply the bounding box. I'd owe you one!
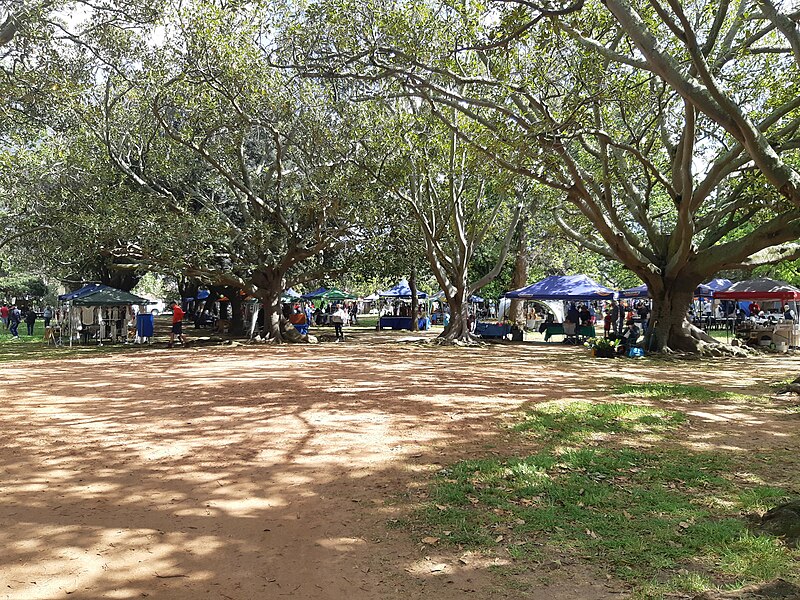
[65,286,148,346]
[302,287,357,302]
[71,288,148,306]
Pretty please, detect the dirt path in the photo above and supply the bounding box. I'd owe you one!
[1,338,798,599]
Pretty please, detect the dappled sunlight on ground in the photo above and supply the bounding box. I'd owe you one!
[1,338,798,598]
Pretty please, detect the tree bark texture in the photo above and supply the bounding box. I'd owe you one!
[409,264,419,332]
[509,215,529,325]
[253,268,286,342]
[439,286,478,343]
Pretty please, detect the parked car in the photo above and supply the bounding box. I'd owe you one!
[144,299,168,316]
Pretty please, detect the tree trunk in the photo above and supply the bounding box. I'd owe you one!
[99,260,140,292]
[228,289,244,336]
[439,286,479,343]
[409,264,419,332]
[253,268,285,342]
[509,215,529,325]
[647,283,718,353]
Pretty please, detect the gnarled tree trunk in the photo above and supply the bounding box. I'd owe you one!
[646,279,732,354]
[439,285,478,343]
[253,268,286,342]
[409,264,419,332]
[509,215,529,325]
[228,289,244,336]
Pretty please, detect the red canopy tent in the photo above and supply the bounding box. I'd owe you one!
[714,278,800,302]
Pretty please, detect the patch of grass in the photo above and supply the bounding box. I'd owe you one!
[0,322,142,363]
[614,382,767,405]
[636,572,712,599]
[420,448,799,596]
[769,377,796,389]
[738,487,792,513]
[513,400,685,443]
[615,382,726,401]
[416,387,799,598]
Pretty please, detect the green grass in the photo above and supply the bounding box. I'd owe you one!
[0,321,141,363]
[413,394,799,598]
[420,449,798,596]
[513,400,686,443]
[614,382,766,404]
[352,314,379,329]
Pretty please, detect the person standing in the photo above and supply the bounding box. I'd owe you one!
[167,301,187,347]
[332,304,347,341]
[350,302,359,325]
[784,304,797,321]
[43,305,53,328]
[8,305,21,339]
[0,304,8,330]
[610,301,621,335]
[24,307,37,336]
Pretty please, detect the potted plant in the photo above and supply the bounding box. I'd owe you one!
[584,336,619,358]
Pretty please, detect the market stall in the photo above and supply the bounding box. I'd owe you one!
[620,280,732,330]
[377,279,428,330]
[714,278,800,350]
[301,287,357,328]
[58,284,148,346]
[502,274,615,342]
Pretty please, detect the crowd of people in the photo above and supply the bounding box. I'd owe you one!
[0,304,55,340]
[552,299,650,355]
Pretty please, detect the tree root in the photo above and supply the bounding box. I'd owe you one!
[663,321,751,357]
[433,332,484,346]
[778,376,800,394]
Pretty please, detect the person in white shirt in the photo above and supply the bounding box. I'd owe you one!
[331,305,348,340]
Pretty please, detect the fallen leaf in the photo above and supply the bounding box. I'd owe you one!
[422,537,440,545]
[585,529,598,539]
[435,504,447,511]
[430,563,448,572]
[494,535,504,543]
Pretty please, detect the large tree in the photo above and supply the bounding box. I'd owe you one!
[358,102,524,341]
[87,2,380,341]
[296,0,800,352]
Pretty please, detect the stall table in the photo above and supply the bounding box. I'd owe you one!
[544,324,596,342]
[380,316,413,330]
[476,322,511,339]
[737,322,800,349]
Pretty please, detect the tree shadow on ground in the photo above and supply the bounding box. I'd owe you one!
[0,341,798,599]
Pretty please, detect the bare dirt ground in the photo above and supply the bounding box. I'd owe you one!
[1,332,799,600]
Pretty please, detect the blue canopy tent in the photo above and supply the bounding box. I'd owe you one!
[378,279,428,299]
[505,274,617,301]
[704,278,733,293]
[620,284,648,299]
[378,279,428,330]
[301,286,328,300]
[620,281,719,299]
[502,275,615,342]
